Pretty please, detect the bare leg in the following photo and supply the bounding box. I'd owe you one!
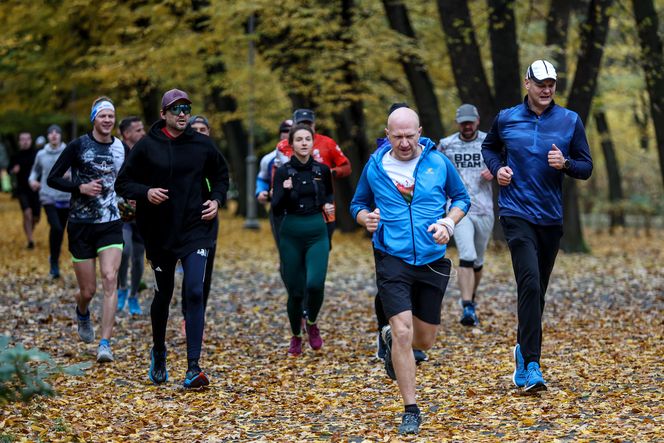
[98,247,122,340]
[473,268,483,297]
[458,266,475,303]
[73,259,97,314]
[22,208,34,244]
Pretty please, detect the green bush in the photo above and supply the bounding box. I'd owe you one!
[0,335,90,403]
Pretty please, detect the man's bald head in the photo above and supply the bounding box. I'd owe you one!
[387,107,420,131]
[385,107,422,161]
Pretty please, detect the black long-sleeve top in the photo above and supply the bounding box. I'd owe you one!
[271,156,333,217]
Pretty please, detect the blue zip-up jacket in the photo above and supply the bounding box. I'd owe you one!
[350,137,470,266]
[481,98,593,226]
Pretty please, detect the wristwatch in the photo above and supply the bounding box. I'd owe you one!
[563,158,571,170]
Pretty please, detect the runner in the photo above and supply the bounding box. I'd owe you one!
[47,97,125,363]
[9,131,40,249]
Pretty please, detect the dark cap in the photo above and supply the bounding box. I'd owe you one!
[161,89,192,110]
[188,115,209,128]
[455,104,479,123]
[47,124,62,134]
[388,102,409,117]
[279,119,293,133]
[293,109,315,124]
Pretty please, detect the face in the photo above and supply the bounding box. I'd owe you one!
[458,119,479,141]
[18,133,32,150]
[122,121,146,146]
[291,129,313,160]
[525,78,556,110]
[161,101,191,133]
[191,122,209,136]
[386,115,422,161]
[93,109,116,138]
[47,130,62,147]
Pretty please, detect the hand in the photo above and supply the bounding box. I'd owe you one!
[29,180,41,192]
[427,222,450,245]
[147,187,169,205]
[548,144,565,170]
[201,199,219,220]
[257,191,270,204]
[364,208,380,233]
[480,168,494,181]
[283,178,293,190]
[79,179,103,197]
[128,199,137,209]
[11,165,19,174]
[497,166,513,186]
[323,203,335,216]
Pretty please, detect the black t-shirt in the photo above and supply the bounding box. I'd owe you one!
[9,148,37,192]
[271,156,334,217]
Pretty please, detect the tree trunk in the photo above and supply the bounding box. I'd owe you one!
[137,81,161,127]
[594,110,625,230]
[633,0,664,189]
[544,0,574,94]
[561,0,613,253]
[382,0,446,140]
[488,0,521,110]
[437,0,496,131]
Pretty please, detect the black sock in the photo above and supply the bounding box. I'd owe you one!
[76,306,89,318]
[405,404,420,415]
[462,300,474,308]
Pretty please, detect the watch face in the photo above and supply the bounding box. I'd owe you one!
[564,159,571,169]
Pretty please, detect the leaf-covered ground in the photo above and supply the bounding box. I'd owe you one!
[0,193,662,442]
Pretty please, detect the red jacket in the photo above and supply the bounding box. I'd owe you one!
[276,134,351,178]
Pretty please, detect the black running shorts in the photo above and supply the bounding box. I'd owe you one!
[67,220,123,261]
[374,248,451,325]
[17,190,41,215]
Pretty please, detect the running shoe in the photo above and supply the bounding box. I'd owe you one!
[76,308,95,343]
[460,302,479,326]
[381,326,396,380]
[288,336,303,357]
[149,348,168,385]
[305,322,323,350]
[49,261,60,280]
[399,411,422,435]
[128,296,142,315]
[117,288,128,311]
[376,331,387,360]
[512,344,526,388]
[96,342,114,363]
[413,349,428,364]
[183,364,210,389]
[524,362,547,392]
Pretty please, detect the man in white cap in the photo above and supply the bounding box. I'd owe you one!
[116,88,229,389]
[482,60,593,392]
[47,96,125,364]
[438,104,494,327]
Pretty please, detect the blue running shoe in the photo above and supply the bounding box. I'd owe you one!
[183,365,210,389]
[460,303,479,326]
[117,288,128,311]
[128,296,143,315]
[512,344,526,387]
[413,349,428,364]
[376,331,387,360]
[524,361,547,392]
[149,348,168,385]
[381,326,396,380]
[399,411,422,435]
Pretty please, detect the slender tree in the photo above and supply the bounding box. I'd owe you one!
[488,0,521,109]
[632,0,664,188]
[382,0,446,140]
[594,110,625,230]
[562,0,613,252]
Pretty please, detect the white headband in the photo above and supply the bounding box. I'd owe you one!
[90,100,115,122]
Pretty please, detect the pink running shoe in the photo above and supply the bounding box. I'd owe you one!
[288,336,303,357]
[306,322,323,350]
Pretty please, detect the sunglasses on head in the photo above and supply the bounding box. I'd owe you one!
[168,104,192,115]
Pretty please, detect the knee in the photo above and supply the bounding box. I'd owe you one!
[414,334,436,351]
[101,269,118,287]
[391,319,413,347]
[79,288,95,301]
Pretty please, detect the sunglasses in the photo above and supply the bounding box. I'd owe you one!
[168,104,192,115]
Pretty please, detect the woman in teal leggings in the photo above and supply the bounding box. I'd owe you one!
[271,124,334,356]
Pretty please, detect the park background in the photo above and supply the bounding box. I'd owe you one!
[0,0,663,441]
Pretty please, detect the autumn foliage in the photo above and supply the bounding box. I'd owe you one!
[0,193,662,441]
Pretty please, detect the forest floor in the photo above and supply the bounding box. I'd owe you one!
[0,193,662,442]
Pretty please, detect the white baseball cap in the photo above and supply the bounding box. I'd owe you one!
[526,60,557,82]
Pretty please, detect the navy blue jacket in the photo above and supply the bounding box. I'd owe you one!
[481,98,593,225]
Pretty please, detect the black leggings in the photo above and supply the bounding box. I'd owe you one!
[150,249,209,361]
[43,204,69,267]
[181,244,215,316]
[500,216,562,367]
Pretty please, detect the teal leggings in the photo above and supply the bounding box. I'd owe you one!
[278,213,330,336]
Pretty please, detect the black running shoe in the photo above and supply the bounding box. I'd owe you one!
[399,411,422,435]
[149,348,168,385]
[413,349,428,364]
[381,326,396,380]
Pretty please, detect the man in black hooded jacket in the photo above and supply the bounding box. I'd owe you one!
[115,89,229,389]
